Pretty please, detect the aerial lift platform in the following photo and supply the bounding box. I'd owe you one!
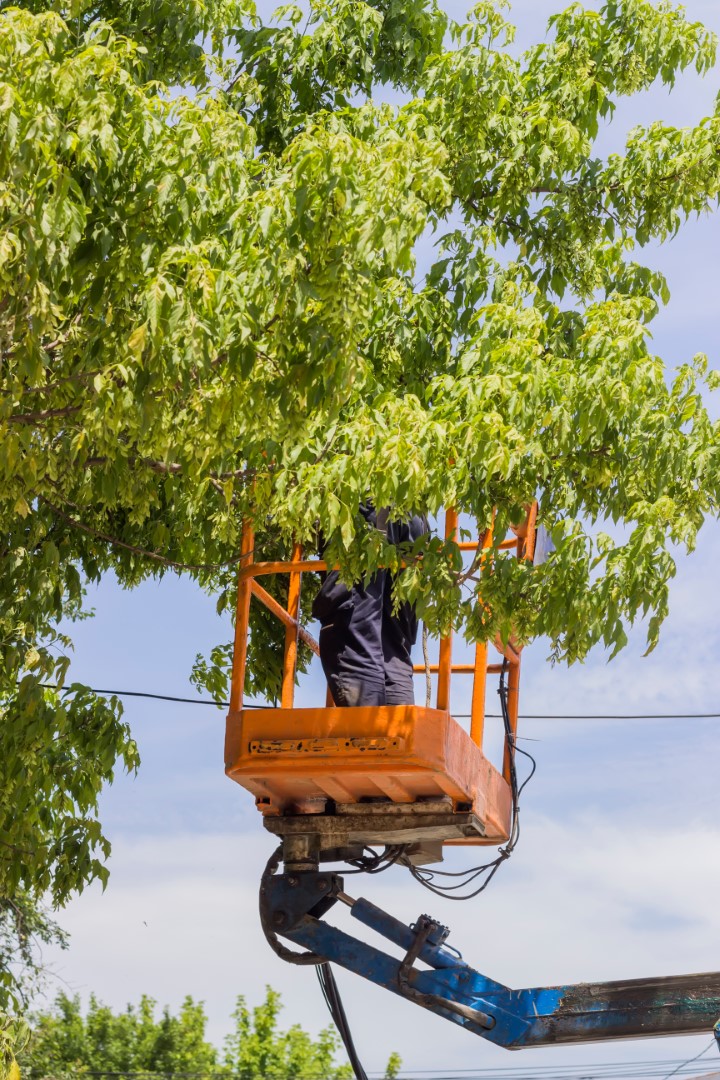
[226,508,522,865]
[225,507,720,1054]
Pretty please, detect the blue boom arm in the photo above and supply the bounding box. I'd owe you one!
[264,870,720,1050]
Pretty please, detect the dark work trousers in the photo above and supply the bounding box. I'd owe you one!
[312,508,428,707]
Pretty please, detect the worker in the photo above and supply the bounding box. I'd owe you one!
[312,505,428,707]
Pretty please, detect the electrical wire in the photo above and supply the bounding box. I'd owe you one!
[36,683,272,708]
[462,713,720,720]
[23,1056,720,1079]
[375,1064,720,1080]
[32,684,720,720]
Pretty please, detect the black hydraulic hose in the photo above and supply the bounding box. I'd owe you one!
[317,962,369,1080]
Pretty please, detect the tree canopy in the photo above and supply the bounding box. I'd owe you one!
[0,893,67,1010]
[2,0,720,1031]
[19,985,401,1078]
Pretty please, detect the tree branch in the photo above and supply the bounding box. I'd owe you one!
[17,369,102,396]
[83,454,260,483]
[7,405,81,424]
[38,497,250,572]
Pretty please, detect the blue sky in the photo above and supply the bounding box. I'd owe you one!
[38,2,720,1076]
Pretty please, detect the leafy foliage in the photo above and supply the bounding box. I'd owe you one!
[0,894,68,1013]
[2,0,720,1025]
[18,986,399,1078]
[1,1014,29,1080]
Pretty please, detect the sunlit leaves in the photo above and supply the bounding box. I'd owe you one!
[2,1,720,1008]
[20,986,365,1078]
[0,894,68,1018]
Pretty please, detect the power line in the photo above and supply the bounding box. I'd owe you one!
[464,713,720,720]
[35,684,720,720]
[22,1059,720,1080]
[379,1043,720,1075]
[37,684,270,708]
[388,1067,720,1080]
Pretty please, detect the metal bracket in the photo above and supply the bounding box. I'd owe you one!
[397,914,495,1031]
[263,870,343,933]
[264,802,489,864]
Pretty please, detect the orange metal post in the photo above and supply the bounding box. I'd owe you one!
[229,521,255,713]
[436,508,458,712]
[470,640,487,747]
[502,657,521,784]
[524,501,538,561]
[513,501,539,560]
[469,521,494,748]
[281,542,303,709]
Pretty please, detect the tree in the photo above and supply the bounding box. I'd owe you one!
[0,894,68,1077]
[222,988,353,1079]
[19,986,398,1078]
[2,0,720,1029]
[0,894,68,1012]
[20,992,221,1078]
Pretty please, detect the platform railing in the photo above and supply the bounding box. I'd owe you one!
[228,506,537,784]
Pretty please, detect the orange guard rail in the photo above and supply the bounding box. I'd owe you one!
[225,506,537,846]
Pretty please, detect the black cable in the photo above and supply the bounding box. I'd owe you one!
[258,845,325,966]
[37,683,272,708]
[259,840,402,1077]
[317,962,369,1080]
[344,845,407,874]
[659,1038,716,1080]
[515,740,537,797]
[467,712,720,720]
[34,684,720,719]
[258,847,379,1079]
